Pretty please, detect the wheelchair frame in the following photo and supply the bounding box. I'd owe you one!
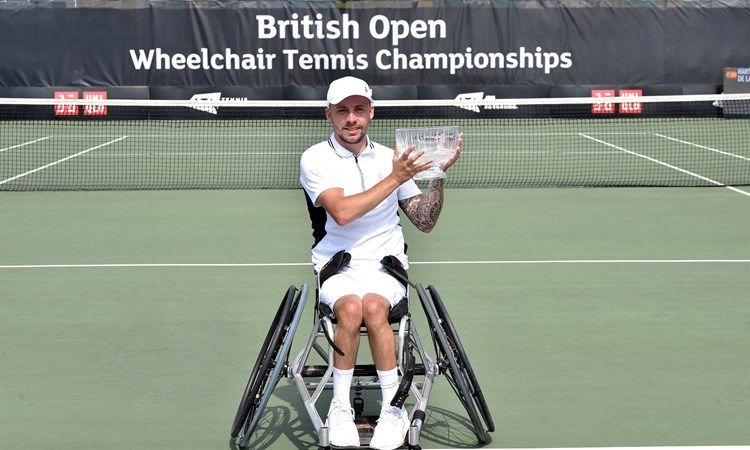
[230,279,494,450]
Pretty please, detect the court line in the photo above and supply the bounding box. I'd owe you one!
[34,134,315,138]
[0,136,129,186]
[579,133,750,198]
[442,447,750,450]
[656,133,750,162]
[466,150,627,155]
[0,136,51,153]
[90,149,620,156]
[414,259,750,265]
[473,131,652,136]
[2,259,750,269]
[86,151,297,157]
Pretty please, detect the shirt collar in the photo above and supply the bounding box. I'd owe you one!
[328,133,374,158]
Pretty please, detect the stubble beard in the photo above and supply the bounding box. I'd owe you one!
[337,124,368,147]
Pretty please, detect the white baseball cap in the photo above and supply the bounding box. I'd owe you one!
[326,76,373,106]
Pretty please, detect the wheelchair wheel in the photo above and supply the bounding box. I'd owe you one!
[417,283,495,443]
[230,285,301,442]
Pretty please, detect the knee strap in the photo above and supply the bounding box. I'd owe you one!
[380,255,411,289]
[318,250,351,286]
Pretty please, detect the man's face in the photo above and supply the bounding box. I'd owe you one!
[326,96,374,152]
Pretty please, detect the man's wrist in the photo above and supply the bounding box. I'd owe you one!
[387,172,410,186]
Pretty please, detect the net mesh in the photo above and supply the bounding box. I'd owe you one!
[1,94,749,191]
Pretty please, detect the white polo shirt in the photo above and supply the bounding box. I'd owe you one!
[300,133,422,271]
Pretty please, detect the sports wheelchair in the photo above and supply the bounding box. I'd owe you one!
[230,253,494,449]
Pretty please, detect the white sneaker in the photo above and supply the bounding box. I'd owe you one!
[325,398,360,448]
[369,405,409,450]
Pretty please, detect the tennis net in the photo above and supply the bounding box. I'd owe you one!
[1,93,749,190]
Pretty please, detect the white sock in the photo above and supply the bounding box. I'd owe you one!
[332,367,354,409]
[377,367,400,407]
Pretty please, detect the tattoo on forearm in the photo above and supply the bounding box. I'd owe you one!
[400,179,444,232]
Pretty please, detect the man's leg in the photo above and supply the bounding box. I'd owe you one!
[333,294,364,370]
[332,294,364,406]
[326,295,363,448]
[363,294,409,450]
[362,294,396,370]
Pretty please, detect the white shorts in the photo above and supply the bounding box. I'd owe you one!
[319,263,406,309]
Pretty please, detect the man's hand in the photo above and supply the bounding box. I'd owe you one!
[391,145,432,183]
[439,132,463,172]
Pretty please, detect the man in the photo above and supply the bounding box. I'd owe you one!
[299,76,461,450]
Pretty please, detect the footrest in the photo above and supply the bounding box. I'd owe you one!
[300,364,427,378]
[355,415,378,445]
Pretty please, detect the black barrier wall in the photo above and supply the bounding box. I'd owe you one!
[1,4,749,96]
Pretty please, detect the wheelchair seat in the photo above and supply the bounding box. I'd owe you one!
[317,296,410,325]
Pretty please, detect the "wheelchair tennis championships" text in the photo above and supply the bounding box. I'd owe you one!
[128,13,573,76]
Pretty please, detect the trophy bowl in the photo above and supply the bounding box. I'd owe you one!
[395,126,460,180]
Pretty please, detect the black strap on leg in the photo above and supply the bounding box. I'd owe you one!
[317,302,345,356]
[319,250,351,286]
[380,255,415,289]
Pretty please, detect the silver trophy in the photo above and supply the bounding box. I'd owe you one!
[395,126,460,180]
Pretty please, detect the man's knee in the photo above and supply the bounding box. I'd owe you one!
[362,295,390,327]
[334,295,363,328]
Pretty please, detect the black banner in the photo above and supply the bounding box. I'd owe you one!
[1,5,749,91]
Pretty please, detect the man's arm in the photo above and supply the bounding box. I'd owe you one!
[398,132,462,233]
[317,175,402,226]
[317,147,430,226]
[399,179,444,233]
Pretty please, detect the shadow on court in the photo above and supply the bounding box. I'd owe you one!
[229,383,490,450]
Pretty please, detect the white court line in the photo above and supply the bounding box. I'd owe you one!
[0,262,310,269]
[90,150,616,157]
[413,259,750,265]
[0,136,51,152]
[87,134,313,138]
[1,259,750,269]
[472,132,651,136]
[655,133,750,162]
[39,134,311,138]
[87,151,295,157]
[0,136,129,186]
[466,150,622,155]
[440,447,750,450]
[579,134,750,198]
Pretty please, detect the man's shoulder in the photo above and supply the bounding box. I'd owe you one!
[367,140,395,158]
[301,140,334,165]
[369,140,391,151]
[302,140,332,156]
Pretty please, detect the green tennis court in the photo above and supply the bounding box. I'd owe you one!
[2,185,749,449]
